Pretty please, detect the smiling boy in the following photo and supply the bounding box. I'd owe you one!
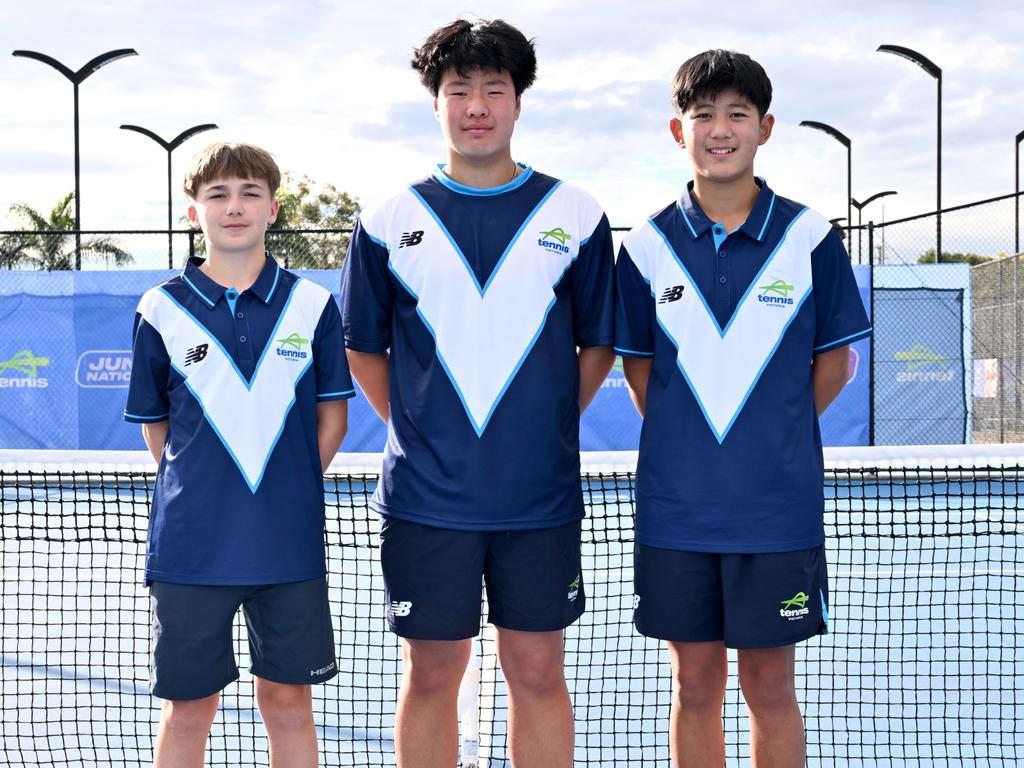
[125,142,354,767]
[614,51,871,766]
[339,19,614,768]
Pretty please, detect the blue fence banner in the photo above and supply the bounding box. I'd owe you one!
[0,266,875,451]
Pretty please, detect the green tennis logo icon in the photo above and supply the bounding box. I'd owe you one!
[0,349,50,377]
[275,332,310,360]
[780,592,809,610]
[760,279,795,298]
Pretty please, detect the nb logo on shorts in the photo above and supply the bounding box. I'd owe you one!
[398,230,424,248]
[183,343,209,366]
[389,600,412,617]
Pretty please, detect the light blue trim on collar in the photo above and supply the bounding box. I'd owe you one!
[224,288,239,315]
[711,224,728,252]
[675,201,699,239]
[432,163,533,196]
[265,260,281,303]
[182,272,216,308]
[756,192,777,241]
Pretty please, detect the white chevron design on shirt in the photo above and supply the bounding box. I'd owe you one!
[139,279,329,490]
[373,183,600,435]
[625,208,830,442]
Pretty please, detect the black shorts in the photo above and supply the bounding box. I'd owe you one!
[379,517,585,640]
[149,577,337,700]
[633,544,828,648]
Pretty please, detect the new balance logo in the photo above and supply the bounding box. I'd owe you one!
[398,231,424,248]
[658,285,685,304]
[183,344,209,366]
[389,600,412,617]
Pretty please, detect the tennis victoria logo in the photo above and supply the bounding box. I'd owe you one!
[538,227,572,254]
[779,591,811,621]
[894,343,954,382]
[275,332,310,361]
[758,278,796,307]
[567,574,581,602]
[0,349,49,389]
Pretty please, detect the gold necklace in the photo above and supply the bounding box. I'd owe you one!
[509,162,521,182]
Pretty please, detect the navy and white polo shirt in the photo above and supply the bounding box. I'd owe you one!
[615,179,871,554]
[125,255,355,585]
[340,165,614,531]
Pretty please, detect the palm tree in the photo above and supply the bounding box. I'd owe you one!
[3,192,132,269]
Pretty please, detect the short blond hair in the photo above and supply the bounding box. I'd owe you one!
[183,142,282,199]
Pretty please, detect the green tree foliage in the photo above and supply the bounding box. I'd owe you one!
[1,192,132,270]
[267,173,359,269]
[917,248,993,266]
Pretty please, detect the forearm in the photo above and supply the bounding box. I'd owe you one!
[578,345,615,412]
[141,421,168,465]
[622,357,652,417]
[813,346,851,416]
[316,400,348,471]
[347,349,389,423]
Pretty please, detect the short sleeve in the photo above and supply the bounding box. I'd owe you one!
[313,297,356,401]
[614,243,655,357]
[340,219,394,353]
[811,229,872,352]
[124,312,171,423]
[569,213,614,348]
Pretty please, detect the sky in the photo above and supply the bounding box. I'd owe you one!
[2,0,1022,258]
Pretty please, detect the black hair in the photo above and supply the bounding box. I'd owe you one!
[411,19,537,96]
[671,49,772,117]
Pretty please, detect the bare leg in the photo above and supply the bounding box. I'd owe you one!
[738,645,804,768]
[394,638,472,768]
[495,627,573,768]
[666,641,728,768]
[255,678,317,768]
[153,693,220,768]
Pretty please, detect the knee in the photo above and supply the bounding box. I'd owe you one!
[161,693,220,735]
[256,682,313,733]
[738,666,798,714]
[499,642,566,698]
[403,641,471,699]
[672,666,727,711]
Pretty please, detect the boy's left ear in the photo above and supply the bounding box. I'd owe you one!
[759,113,775,145]
[187,205,200,228]
[269,199,280,224]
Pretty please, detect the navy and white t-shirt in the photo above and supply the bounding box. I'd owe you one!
[125,255,355,585]
[340,165,614,531]
[615,180,871,553]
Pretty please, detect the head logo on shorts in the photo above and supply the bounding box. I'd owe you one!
[275,332,310,360]
[758,278,795,307]
[538,227,572,254]
[567,574,581,601]
[779,591,811,620]
[0,349,50,389]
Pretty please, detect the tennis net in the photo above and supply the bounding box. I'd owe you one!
[1,446,1021,767]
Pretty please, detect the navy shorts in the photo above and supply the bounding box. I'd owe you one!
[149,577,337,700]
[379,517,585,640]
[633,544,828,649]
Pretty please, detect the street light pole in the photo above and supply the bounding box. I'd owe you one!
[878,45,942,262]
[1016,130,1024,255]
[12,48,138,269]
[800,120,852,248]
[120,123,219,267]
[851,191,898,263]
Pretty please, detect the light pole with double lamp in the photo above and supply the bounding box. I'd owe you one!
[877,44,942,262]
[12,48,138,268]
[800,120,852,248]
[851,191,898,263]
[120,123,219,267]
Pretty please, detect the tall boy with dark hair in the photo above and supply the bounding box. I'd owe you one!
[615,51,870,766]
[125,142,354,767]
[340,19,615,768]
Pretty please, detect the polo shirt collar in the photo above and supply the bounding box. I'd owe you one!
[676,178,778,242]
[181,253,281,308]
